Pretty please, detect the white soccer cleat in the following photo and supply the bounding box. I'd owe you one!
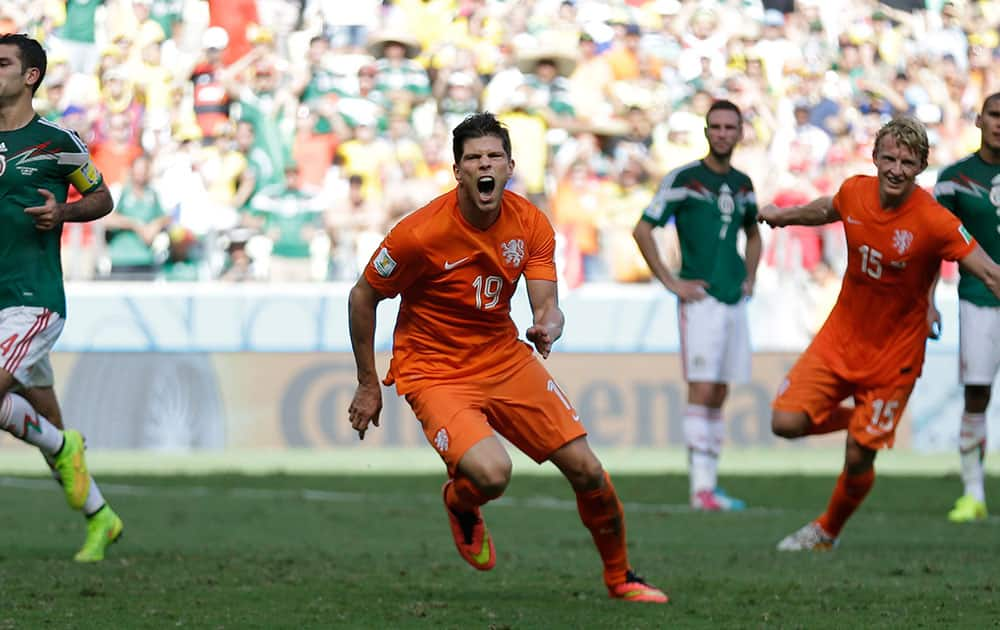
[776,521,837,551]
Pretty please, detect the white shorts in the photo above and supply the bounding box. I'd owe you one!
[959,300,1000,385]
[679,296,751,384]
[0,306,64,388]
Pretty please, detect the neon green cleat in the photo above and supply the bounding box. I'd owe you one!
[53,430,89,510]
[947,495,988,523]
[74,506,123,562]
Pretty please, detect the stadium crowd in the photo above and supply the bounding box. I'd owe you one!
[4,0,998,291]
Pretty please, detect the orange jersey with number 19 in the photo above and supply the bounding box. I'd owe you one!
[364,188,557,395]
[811,175,976,386]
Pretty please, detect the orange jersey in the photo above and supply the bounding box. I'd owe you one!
[811,175,976,386]
[364,188,558,394]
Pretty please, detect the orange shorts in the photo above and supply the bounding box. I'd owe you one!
[773,349,914,450]
[405,357,587,475]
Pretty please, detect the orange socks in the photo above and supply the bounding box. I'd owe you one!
[807,406,853,436]
[444,475,495,513]
[817,467,875,537]
[576,471,629,586]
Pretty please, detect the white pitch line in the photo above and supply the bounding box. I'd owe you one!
[2,477,997,524]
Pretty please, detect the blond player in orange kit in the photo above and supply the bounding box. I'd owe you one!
[347,113,667,603]
[759,116,1000,550]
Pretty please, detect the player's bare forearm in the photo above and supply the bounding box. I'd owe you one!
[759,196,838,227]
[348,278,382,385]
[633,220,707,300]
[63,183,114,222]
[633,220,676,290]
[347,277,385,439]
[525,278,564,358]
[959,245,1000,301]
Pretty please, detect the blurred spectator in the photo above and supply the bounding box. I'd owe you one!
[191,27,232,140]
[337,117,394,204]
[91,111,144,190]
[325,174,385,281]
[101,155,172,280]
[248,163,326,282]
[368,29,430,111]
[208,0,260,66]
[516,47,576,128]
[49,0,103,74]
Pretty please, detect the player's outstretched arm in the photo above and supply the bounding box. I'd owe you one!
[632,219,707,301]
[24,183,113,230]
[525,278,564,359]
[758,196,838,228]
[958,245,1000,302]
[348,276,386,440]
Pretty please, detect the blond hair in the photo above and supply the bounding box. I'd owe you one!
[872,116,929,168]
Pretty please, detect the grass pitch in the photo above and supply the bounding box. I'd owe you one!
[1,468,997,629]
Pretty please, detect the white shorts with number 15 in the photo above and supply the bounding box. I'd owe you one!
[679,296,751,384]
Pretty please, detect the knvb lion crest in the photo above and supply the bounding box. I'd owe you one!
[434,428,449,453]
[500,239,525,267]
[892,229,913,255]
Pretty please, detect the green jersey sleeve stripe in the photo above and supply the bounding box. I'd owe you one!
[37,117,88,153]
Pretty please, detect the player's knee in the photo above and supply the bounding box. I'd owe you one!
[771,410,807,438]
[569,458,605,492]
[475,461,512,499]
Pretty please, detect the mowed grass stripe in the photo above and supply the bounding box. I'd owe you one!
[3,475,997,524]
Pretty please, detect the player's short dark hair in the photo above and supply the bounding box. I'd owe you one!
[982,92,1000,112]
[452,112,512,163]
[0,33,47,94]
[706,99,742,126]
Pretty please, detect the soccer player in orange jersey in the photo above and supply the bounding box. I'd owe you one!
[758,116,1000,550]
[347,113,667,603]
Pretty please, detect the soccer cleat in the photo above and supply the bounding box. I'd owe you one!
[53,430,89,510]
[608,570,669,604]
[442,481,495,571]
[776,521,837,551]
[74,506,123,562]
[947,495,988,523]
[691,488,745,512]
[711,487,746,511]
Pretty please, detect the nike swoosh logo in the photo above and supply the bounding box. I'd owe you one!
[471,531,492,565]
[846,216,862,225]
[444,257,470,270]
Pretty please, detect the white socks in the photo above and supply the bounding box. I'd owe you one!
[2,393,106,516]
[684,404,724,495]
[959,412,987,502]
[0,393,64,454]
[43,452,106,516]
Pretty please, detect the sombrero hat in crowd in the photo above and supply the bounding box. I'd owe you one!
[366,29,421,59]
[515,43,578,76]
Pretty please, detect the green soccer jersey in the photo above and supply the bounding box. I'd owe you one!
[934,153,1000,307]
[0,115,104,316]
[641,159,758,305]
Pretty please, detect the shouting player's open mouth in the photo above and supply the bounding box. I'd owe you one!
[477,176,497,204]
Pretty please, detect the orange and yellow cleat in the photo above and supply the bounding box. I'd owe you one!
[608,570,669,604]
[442,480,496,571]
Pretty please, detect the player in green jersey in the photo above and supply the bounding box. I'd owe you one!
[632,100,762,511]
[0,33,123,561]
[933,93,1000,523]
